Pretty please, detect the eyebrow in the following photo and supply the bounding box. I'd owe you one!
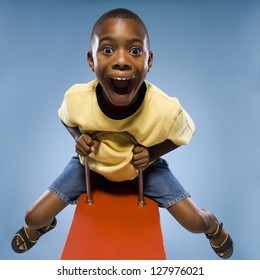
[99,36,144,45]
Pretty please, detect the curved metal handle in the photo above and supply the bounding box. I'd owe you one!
[85,131,146,207]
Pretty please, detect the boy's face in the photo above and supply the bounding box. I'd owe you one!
[87,18,153,109]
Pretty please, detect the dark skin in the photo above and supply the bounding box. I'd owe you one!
[14,17,230,257]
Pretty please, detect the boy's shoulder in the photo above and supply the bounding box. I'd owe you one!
[65,79,98,96]
[145,81,180,104]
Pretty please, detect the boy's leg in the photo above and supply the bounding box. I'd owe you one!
[167,197,231,257]
[167,197,215,233]
[140,158,233,258]
[14,190,67,251]
[24,155,86,231]
[25,190,68,228]
[12,156,108,252]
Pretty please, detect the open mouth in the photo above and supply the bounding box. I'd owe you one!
[110,77,133,95]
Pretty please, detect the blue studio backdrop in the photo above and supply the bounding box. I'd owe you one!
[0,0,259,260]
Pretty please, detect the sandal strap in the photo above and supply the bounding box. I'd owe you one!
[11,226,38,253]
[210,234,233,255]
[37,218,57,235]
[205,221,223,240]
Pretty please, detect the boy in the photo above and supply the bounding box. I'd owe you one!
[11,8,233,259]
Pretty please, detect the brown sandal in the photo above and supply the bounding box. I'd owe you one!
[11,218,57,253]
[205,218,233,259]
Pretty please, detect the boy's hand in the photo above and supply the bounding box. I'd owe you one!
[132,145,150,169]
[75,134,100,157]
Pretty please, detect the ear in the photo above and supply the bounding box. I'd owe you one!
[147,51,153,72]
[87,51,95,72]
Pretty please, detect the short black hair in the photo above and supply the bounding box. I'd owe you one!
[91,8,150,49]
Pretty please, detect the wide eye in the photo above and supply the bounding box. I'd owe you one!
[102,46,114,55]
[129,47,143,56]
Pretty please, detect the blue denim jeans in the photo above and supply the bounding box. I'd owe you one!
[49,156,190,208]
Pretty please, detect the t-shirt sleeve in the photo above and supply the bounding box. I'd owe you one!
[58,89,78,127]
[168,106,195,145]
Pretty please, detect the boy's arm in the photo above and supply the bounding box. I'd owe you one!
[61,120,82,142]
[132,140,179,169]
[149,139,180,162]
[61,121,99,156]
[61,120,178,167]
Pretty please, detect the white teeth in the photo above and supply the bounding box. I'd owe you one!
[112,77,130,81]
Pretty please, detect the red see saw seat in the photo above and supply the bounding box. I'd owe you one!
[61,186,166,260]
[61,131,166,260]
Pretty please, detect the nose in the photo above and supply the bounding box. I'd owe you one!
[112,51,131,70]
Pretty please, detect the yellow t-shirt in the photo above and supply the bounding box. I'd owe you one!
[58,79,195,181]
